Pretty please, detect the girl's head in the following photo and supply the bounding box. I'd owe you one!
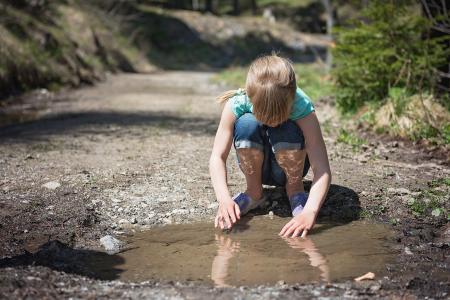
[246,55,296,126]
[218,54,296,127]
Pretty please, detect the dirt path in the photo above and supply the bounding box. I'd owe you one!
[0,71,449,299]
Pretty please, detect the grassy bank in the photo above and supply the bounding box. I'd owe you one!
[0,1,151,99]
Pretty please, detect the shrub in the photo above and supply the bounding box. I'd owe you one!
[332,1,448,113]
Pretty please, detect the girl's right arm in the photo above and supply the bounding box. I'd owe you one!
[209,101,240,230]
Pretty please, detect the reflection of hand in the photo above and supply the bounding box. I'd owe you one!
[283,236,330,282]
[284,236,316,251]
[211,234,240,287]
[279,209,316,238]
[215,234,240,254]
[215,200,241,230]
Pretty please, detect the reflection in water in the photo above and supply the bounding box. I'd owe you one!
[84,217,394,286]
[283,237,330,282]
[211,234,241,287]
[211,232,330,287]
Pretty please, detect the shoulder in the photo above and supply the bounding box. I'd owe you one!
[227,89,252,118]
[289,87,315,120]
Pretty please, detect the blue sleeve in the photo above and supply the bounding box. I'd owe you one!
[289,87,315,120]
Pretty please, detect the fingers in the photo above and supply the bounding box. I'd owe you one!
[301,229,308,238]
[214,215,219,228]
[292,226,305,238]
[227,206,237,223]
[234,203,241,220]
[279,220,293,236]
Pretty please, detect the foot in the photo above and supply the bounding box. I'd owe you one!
[232,192,265,215]
[289,192,308,216]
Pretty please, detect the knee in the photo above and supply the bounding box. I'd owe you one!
[267,120,305,152]
[234,113,264,149]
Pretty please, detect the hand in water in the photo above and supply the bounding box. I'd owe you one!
[279,209,316,238]
[215,200,241,230]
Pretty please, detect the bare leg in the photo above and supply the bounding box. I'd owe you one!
[237,148,263,201]
[275,149,306,198]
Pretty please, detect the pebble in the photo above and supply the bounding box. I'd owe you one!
[404,247,413,255]
[99,235,123,254]
[387,187,411,195]
[42,181,61,190]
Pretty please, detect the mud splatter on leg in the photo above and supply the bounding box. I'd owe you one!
[237,148,263,201]
[275,149,306,198]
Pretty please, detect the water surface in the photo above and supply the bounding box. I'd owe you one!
[91,216,395,287]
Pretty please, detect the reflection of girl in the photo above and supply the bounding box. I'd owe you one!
[284,237,330,282]
[211,233,330,286]
[210,54,331,237]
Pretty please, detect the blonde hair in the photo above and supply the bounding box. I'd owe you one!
[217,54,296,126]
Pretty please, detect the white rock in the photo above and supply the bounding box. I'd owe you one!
[387,187,411,195]
[42,181,61,190]
[208,202,219,209]
[118,219,130,225]
[431,208,442,217]
[99,235,123,254]
[404,247,413,255]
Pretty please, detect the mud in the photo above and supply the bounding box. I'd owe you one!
[0,71,449,299]
[86,217,394,286]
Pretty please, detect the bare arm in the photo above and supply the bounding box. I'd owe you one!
[297,112,331,215]
[280,112,331,237]
[209,101,240,229]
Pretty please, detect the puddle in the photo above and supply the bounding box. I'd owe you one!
[88,216,395,287]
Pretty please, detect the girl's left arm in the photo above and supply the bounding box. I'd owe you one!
[279,112,331,238]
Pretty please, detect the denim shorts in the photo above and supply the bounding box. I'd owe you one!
[233,113,310,186]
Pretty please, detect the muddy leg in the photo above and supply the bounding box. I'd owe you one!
[275,149,306,198]
[237,148,263,201]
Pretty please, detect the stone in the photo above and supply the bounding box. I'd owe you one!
[431,208,442,218]
[387,187,411,195]
[42,181,61,190]
[99,235,123,254]
[404,247,413,255]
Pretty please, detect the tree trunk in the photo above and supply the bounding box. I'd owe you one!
[233,0,240,15]
[250,0,257,15]
[205,0,213,12]
[420,0,450,92]
[321,0,334,71]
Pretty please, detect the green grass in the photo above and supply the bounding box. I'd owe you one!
[213,63,334,101]
[336,129,367,150]
[408,178,449,219]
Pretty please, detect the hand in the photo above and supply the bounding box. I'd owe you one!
[279,209,317,238]
[214,200,240,230]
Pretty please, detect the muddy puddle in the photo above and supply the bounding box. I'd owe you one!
[88,216,395,287]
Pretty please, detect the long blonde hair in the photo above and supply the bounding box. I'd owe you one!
[217,54,296,126]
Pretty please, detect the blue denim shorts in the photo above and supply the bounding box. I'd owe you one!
[233,113,310,186]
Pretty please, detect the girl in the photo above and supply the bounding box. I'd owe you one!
[209,54,331,238]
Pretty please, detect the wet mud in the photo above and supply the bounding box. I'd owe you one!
[86,216,395,287]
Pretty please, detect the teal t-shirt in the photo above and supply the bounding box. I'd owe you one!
[228,87,314,120]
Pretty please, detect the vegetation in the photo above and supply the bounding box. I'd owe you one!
[332,1,449,144]
[336,129,366,151]
[0,1,148,98]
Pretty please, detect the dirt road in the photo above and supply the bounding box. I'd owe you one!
[0,71,448,299]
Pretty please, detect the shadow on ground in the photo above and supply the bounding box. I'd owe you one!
[0,111,219,142]
[0,241,124,280]
[254,183,361,223]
